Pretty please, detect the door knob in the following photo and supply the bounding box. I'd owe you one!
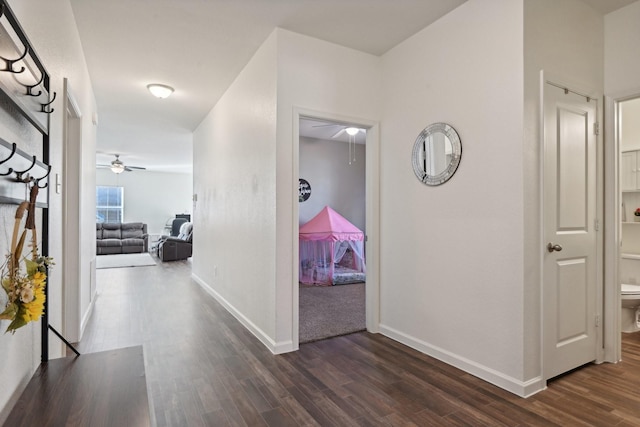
[547,243,563,253]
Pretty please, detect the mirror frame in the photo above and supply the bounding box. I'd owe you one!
[412,122,462,186]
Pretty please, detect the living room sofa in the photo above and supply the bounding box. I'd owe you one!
[96,222,148,255]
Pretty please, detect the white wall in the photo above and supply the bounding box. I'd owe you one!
[96,169,192,235]
[605,1,640,96]
[191,0,616,397]
[275,29,381,347]
[192,28,380,352]
[192,32,278,346]
[0,0,97,423]
[523,0,604,380]
[299,137,365,231]
[0,90,45,427]
[380,0,527,392]
[621,98,640,150]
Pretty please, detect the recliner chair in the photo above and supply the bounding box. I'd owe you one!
[158,222,193,261]
[170,218,188,236]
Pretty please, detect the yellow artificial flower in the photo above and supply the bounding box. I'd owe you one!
[31,271,45,286]
[22,284,45,322]
[1,201,54,333]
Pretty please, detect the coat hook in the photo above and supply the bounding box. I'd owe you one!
[3,44,28,74]
[14,155,36,182]
[0,142,17,166]
[0,142,16,176]
[41,91,56,114]
[26,72,44,97]
[35,165,51,189]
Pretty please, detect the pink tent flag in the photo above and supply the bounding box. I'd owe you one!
[299,206,364,242]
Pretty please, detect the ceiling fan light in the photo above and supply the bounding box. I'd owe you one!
[111,163,125,174]
[345,127,360,136]
[147,83,174,99]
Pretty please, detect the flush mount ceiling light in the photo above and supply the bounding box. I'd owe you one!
[345,127,360,136]
[147,83,174,99]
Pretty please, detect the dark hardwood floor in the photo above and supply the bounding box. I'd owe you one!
[5,346,150,426]
[53,259,640,426]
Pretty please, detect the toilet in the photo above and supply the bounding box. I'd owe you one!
[621,283,640,333]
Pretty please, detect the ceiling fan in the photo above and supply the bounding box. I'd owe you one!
[312,123,364,165]
[97,154,146,174]
[312,123,365,139]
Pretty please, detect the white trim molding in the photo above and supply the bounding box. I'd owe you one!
[602,88,640,363]
[379,324,547,398]
[292,107,381,350]
[192,273,294,355]
[62,77,84,343]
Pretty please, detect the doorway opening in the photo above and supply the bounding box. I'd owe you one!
[617,97,640,339]
[297,117,367,344]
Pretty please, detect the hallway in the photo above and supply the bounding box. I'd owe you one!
[73,260,640,426]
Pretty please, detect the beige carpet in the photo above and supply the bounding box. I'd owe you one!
[299,282,365,343]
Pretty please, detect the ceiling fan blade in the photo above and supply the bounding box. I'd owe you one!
[331,128,346,138]
[126,165,146,170]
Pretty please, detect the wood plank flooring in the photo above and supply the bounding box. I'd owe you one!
[58,259,640,426]
[4,346,150,426]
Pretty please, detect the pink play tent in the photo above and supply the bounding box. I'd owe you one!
[299,206,366,286]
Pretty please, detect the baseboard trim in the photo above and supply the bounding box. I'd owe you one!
[379,324,546,397]
[191,273,294,355]
[79,296,96,342]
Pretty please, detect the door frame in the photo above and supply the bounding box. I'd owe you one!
[62,78,84,342]
[603,89,640,364]
[292,107,380,350]
[540,71,606,381]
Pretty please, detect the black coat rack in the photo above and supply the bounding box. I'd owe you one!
[0,0,78,360]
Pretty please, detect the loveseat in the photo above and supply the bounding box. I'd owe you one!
[96,222,148,255]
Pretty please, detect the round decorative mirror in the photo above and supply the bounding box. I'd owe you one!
[412,122,462,186]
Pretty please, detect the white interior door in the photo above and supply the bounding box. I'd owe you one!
[543,83,599,380]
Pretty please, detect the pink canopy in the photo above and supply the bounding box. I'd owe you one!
[299,207,366,285]
[299,206,364,242]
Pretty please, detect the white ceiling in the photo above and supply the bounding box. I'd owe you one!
[299,118,367,144]
[69,0,636,173]
[579,0,637,14]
